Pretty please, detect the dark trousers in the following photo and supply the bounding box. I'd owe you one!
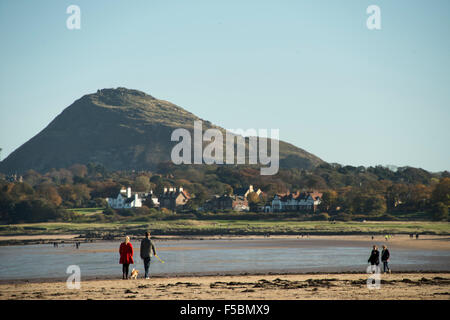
[122,263,130,278]
[143,257,151,278]
[383,261,390,272]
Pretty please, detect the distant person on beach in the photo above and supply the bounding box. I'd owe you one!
[416,234,419,239]
[368,245,380,270]
[381,245,391,274]
[140,231,157,279]
[119,236,134,280]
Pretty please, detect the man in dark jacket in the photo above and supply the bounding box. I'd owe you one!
[140,231,157,279]
[381,245,391,274]
[368,245,380,271]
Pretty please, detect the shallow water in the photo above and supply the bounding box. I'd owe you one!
[0,238,449,280]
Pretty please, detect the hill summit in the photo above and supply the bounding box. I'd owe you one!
[0,88,324,173]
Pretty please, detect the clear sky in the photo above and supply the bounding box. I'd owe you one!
[0,0,449,172]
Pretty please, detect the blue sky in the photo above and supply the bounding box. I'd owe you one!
[0,0,449,172]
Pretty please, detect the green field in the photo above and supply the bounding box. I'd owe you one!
[66,207,105,215]
[0,219,449,237]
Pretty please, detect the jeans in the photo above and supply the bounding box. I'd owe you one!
[383,261,390,272]
[122,263,129,278]
[143,257,151,278]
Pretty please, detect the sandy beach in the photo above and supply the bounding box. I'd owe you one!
[1,234,448,300]
[0,273,449,300]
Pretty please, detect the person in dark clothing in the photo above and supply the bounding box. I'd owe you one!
[381,245,391,274]
[140,231,157,279]
[368,245,380,271]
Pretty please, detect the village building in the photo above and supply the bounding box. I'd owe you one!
[203,194,249,212]
[159,187,190,211]
[4,174,23,183]
[106,187,144,209]
[271,191,322,213]
[234,185,262,198]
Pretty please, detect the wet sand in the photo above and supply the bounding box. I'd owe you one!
[41,234,450,254]
[0,234,80,242]
[1,234,448,251]
[1,273,449,300]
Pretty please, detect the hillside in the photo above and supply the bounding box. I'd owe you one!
[0,87,325,173]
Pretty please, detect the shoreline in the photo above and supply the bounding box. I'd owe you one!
[1,272,449,300]
[1,234,449,251]
[2,270,450,286]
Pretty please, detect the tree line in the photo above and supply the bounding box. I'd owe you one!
[0,162,448,223]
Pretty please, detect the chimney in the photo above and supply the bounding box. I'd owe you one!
[127,187,131,198]
[164,187,167,193]
[179,186,183,192]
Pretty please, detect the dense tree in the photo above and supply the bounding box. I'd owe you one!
[35,184,62,206]
[133,175,151,192]
[431,178,450,206]
[432,202,448,221]
[23,170,42,186]
[319,190,338,213]
[68,164,88,178]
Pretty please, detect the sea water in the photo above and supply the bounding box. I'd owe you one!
[0,238,449,280]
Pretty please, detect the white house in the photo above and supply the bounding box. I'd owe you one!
[106,187,143,209]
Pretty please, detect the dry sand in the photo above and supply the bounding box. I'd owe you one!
[0,273,449,300]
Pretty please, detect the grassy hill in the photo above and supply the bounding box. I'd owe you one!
[0,87,324,173]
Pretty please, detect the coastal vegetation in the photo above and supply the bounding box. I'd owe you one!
[0,163,449,225]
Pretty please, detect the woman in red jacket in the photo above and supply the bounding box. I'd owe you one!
[119,236,134,279]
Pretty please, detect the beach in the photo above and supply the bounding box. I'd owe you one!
[0,234,448,299]
[1,272,449,300]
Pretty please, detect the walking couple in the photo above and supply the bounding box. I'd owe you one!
[368,245,391,274]
[119,231,157,280]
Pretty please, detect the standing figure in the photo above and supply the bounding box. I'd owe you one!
[140,231,157,279]
[381,245,391,274]
[368,245,380,271]
[119,236,134,279]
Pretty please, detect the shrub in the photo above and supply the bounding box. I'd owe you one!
[370,214,400,221]
[312,212,330,221]
[103,206,115,216]
[117,209,135,217]
[335,212,352,222]
[133,206,150,215]
[160,208,171,214]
